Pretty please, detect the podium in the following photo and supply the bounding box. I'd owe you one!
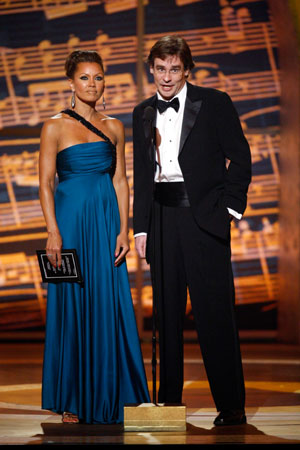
[124,403,186,431]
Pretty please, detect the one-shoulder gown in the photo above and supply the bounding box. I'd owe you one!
[42,140,150,424]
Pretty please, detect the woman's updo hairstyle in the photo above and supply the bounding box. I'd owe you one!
[65,50,104,79]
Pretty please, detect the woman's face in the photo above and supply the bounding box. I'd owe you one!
[70,62,104,105]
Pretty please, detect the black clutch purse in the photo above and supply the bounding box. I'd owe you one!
[36,249,83,285]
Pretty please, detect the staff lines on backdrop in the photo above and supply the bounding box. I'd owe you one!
[0,0,149,17]
[0,132,279,240]
[0,221,279,307]
[0,69,280,129]
[0,21,277,80]
[0,139,280,326]
[0,131,279,206]
[0,0,265,17]
[0,178,278,230]
[0,177,279,228]
[0,131,279,177]
[0,0,99,17]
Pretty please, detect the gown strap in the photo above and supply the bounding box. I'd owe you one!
[62,109,114,147]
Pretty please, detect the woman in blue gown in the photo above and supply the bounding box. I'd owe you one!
[39,50,150,424]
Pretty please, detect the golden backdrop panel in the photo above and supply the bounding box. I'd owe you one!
[0,0,279,336]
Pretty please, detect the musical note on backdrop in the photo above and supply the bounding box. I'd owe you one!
[220,5,251,41]
[248,176,279,209]
[0,252,33,285]
[0,151,39,185]
[103,0,148,14]
[249,131,280,179]
[0,150,42,231]
[44,0,89,20]
[106,73,137,105]
[95,33,111,62]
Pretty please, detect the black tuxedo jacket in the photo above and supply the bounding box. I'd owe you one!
[133,82,251,242]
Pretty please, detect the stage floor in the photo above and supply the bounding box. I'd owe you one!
[0,341,299,445]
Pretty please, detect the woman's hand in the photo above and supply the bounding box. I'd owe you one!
[114,231,130,266]
[46,230,62,268]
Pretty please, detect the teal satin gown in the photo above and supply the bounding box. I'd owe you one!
[42,140,150,424]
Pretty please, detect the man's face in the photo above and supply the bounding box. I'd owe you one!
[150,55,189,100]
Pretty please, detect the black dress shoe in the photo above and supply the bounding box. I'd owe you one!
[213,409,246,426]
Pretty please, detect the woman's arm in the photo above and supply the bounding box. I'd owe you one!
[111,119,130,266]
[39,119,62,268]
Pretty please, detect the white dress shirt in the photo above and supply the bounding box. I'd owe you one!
[134,83,241,238]
[155,83,186,182]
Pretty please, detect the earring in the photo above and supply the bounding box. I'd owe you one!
[71,92,75,109]
[102,96,106,110]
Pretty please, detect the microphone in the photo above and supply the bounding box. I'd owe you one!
[143,106,155,162]
[143,105,155,122]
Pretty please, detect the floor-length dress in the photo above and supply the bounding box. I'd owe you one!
[42,139,150,424]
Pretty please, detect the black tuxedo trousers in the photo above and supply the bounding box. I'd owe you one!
[149,201,245,411]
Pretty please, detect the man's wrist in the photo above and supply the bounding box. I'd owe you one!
[134,232,147,238]
[227,208,242,220]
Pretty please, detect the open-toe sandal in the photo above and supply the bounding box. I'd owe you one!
[62,412,79,424]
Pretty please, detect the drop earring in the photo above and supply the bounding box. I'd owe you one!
[102,96,106,110]
[71,91,75,109]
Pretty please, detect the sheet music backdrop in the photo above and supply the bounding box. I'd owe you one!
[0,0,279,336]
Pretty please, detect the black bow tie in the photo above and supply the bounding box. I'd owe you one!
[157,97,180,114]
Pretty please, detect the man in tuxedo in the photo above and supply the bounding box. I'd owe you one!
[132,35,251,426]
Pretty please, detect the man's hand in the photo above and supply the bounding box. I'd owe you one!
[135,235,147,258]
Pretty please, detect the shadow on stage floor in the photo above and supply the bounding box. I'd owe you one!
[0,341,299,445]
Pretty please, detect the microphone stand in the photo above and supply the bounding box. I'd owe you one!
[143,105,158,405]
[149,118,157,406]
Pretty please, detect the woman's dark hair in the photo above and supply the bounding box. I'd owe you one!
[65,50,104,78]
[147,35,195,71]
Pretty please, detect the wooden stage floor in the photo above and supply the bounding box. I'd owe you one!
[0,340,299,446]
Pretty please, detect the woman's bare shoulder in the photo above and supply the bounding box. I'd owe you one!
[41,113,73,138]
[101,115,124,136]
[42,113,63,132]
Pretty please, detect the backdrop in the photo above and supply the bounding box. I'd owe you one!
[0,0,279,338]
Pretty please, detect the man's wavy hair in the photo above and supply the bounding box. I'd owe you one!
[147,35,195,71]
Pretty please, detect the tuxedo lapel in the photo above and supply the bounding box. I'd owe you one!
[179,85,202,155]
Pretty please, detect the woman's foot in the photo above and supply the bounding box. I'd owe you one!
[62,412,79,424]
